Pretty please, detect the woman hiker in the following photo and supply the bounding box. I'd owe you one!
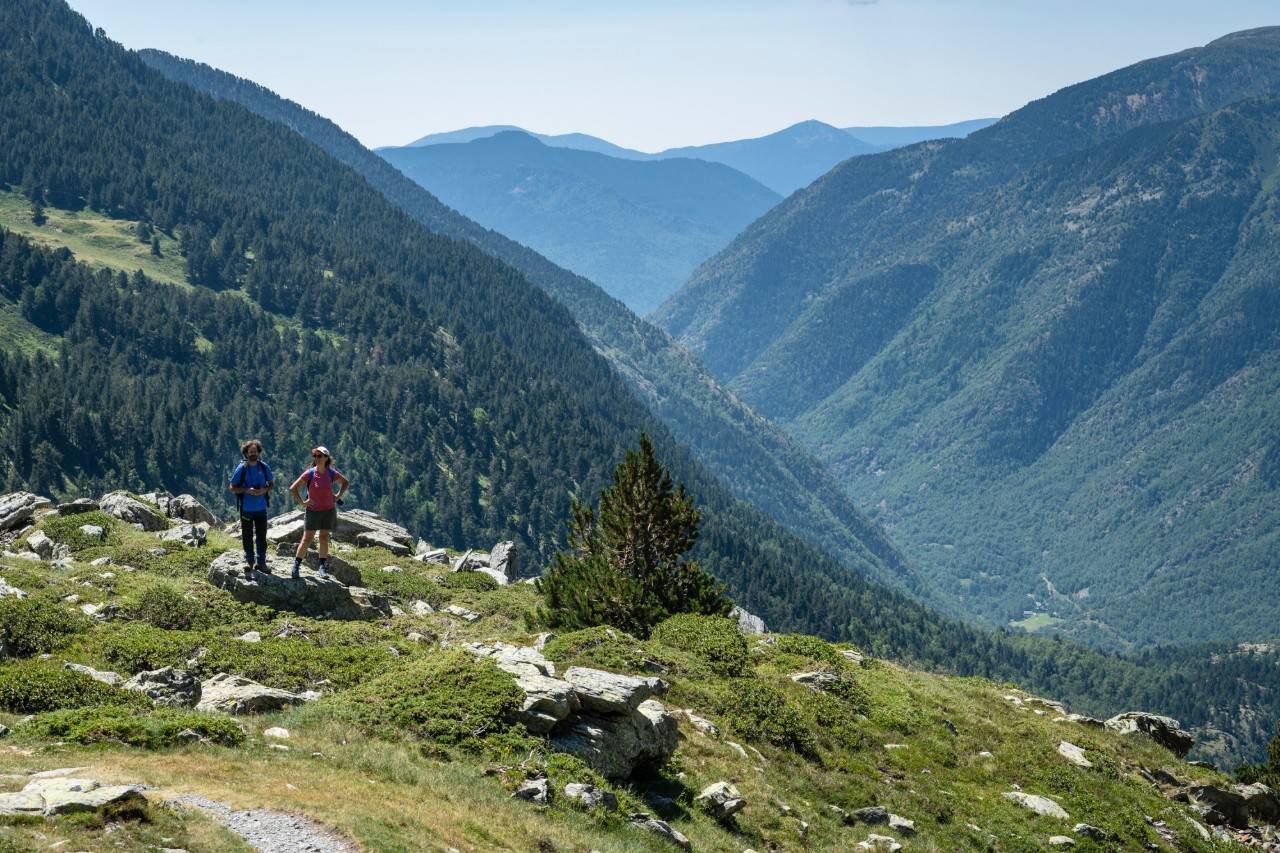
[288,446,349,579]
[228,439,275,578]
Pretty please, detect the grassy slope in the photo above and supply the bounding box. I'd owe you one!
[0,514,1246,852]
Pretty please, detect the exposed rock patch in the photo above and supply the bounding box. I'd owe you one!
[207,551,391,620]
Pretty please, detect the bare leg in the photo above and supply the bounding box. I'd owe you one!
[318,530,330,559]
[295,530,315,560]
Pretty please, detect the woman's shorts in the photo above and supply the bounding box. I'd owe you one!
[305,508,337,531]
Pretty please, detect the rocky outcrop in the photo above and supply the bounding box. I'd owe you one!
[22,529,55,559]
[355,530,411,556]
[730,604,767,634]
[207,551,391,619]
[790,670,840,691]
[166,494,218,525]
[195,673,306,714]
[55,498,98,516]
[158,522,208,547]
[460,643,678,779]
[0,492,52,531]
[629,813,691,850]
[63,662,121,686]
[123,666,201,707]
[100,491,168,531]
[1190,784,1251,829]
[272,542,363,586]
[265,509,413,549]
[564,782,617,811]
[1234,782,1280,824]
[1105,712,1194,758]
[489,541,520,582]
[0,776,146,817]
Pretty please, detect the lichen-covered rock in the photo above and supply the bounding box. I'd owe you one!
[1104,711,1194,758]
[207,551,390,619]
[62,662,121,686]
[1003,791,1069,820]
[551,699,678,780]
[195,673,305,715]
[463,642,556,677]
[563,666,667,714]
[100,491,168,531]
[123,666,201,708]
[489,540,519,582]
[853,806,889,825]
[697,781,746,821]
[564,782,617,811]
[166,494,217,524]
[443,604,479,622]
[0,777,146,817]
[790,670,840,691]
[512,672,579,734]
[730,604,767,634]
[0,492,52,531]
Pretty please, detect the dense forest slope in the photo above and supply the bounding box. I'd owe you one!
[655,27,1280,649]
[379,132,780,313]
[137,48,924,597]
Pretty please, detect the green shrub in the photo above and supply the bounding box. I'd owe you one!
[651,614,748,677]
[0,596,88,657]
[60,624,202,674]
[22,705,244,748]
[442,571,499,592]
[541,626,653,673]
[197,637,405,693]
[717,679,818,759]
[38,511,121,551]
[338,650,522,746]
[111,542,222,577]
[124,582,208,630]
[774,634,846,668]
[0,660,147,713]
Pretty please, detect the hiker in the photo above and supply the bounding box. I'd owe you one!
[289,445,349,579]
[228,438,274,577]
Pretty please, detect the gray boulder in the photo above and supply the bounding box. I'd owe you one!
[78,524,105,542]
[463,641,557,678]
[195,673,305,715]
[100,492,168,531]
[629,814,691,851]
[729,604,767,634]
[62,662,121,687]
[1003,791,1069,820]
[0,492,52,531]
[512,777,549,804]
[123,667,201,708]
[852,806,890,825]
[24,530,54,560]
[697,781,746,822]
[56,498,99,516]
[0,777,145,817]
[266,508,413,548]
[166,494,217,525]
[489,541,520,582]
[1191,785,1251,829]
[0,577,27,599]
[551,699,679,780]
[443,604,480,622]
[272,542,363,586]
[564,782,617,811]
[513,672,581,734]
[415,547,449,565]
[207,551,391,619]
[563,666,667,714]
[158,523,208,547]
[356,530,411,556]
[790,670,841,691]
[1104,712,1194,758]
[1234,782,1280,824]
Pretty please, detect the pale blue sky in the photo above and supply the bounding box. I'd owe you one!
[69,1,1277,151]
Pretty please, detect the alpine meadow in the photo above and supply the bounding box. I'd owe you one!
[0,2,1278,851]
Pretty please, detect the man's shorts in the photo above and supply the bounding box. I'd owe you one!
[305,508,337,531]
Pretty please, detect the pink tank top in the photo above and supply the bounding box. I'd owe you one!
[305,466,339,511]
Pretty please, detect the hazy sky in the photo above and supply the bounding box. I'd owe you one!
[69,1,1277,151]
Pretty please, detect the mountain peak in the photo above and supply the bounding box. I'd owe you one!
[1206,25,1280,47]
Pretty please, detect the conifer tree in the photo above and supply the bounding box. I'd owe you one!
[539,434,730,636]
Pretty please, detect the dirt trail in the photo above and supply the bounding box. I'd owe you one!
[171,793,359,852]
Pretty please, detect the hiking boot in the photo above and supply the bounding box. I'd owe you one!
[243,563,254,579]
[317,564,328,579]
[256,562,270,575]
[291,561,301,580]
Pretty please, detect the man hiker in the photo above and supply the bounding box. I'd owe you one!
[288,446,349,579]
[228,439,274,578]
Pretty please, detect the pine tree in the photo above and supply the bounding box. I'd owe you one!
[539,434,730,636]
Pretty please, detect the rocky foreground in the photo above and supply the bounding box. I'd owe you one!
[0,488,1277,851]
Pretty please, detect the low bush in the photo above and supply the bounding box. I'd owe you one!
[39,511,121,551]
[197,637,405,693]
[0,660,147,713]
[110,542,222,577]
[541,626,654,673]
[441,571,498,592]
[774,634,847,668]
[717,678,818,759]
[22,705,245,748]
[0,596,88,657]
[59,624,203,674]
[124,582,209,630]
[651,614,748,677]
[338,650,522,746]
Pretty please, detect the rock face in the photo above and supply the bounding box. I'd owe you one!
[266,508,413,549]
[489,541,519,582]
[100,491,168,531]
[1003,791,1069,820]
[562,667,667,714]
[1104,712,1195,758]
[207,551,391,620]
[729,604,767,634]
[0,776,146,817]
[166,494,217,524]
[123,666,201,707]
[1234,782,1280,824]
[196,673,305,714]
[1190,784,1251,829]
[0,492,52,531]
[552,699,679,781]
[697,781,746,821]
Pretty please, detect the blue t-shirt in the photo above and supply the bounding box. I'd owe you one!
[230,461,273,513]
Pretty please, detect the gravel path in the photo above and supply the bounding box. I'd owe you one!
[172,794,358,852]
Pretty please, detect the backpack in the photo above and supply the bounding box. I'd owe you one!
[231,461,271,512]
